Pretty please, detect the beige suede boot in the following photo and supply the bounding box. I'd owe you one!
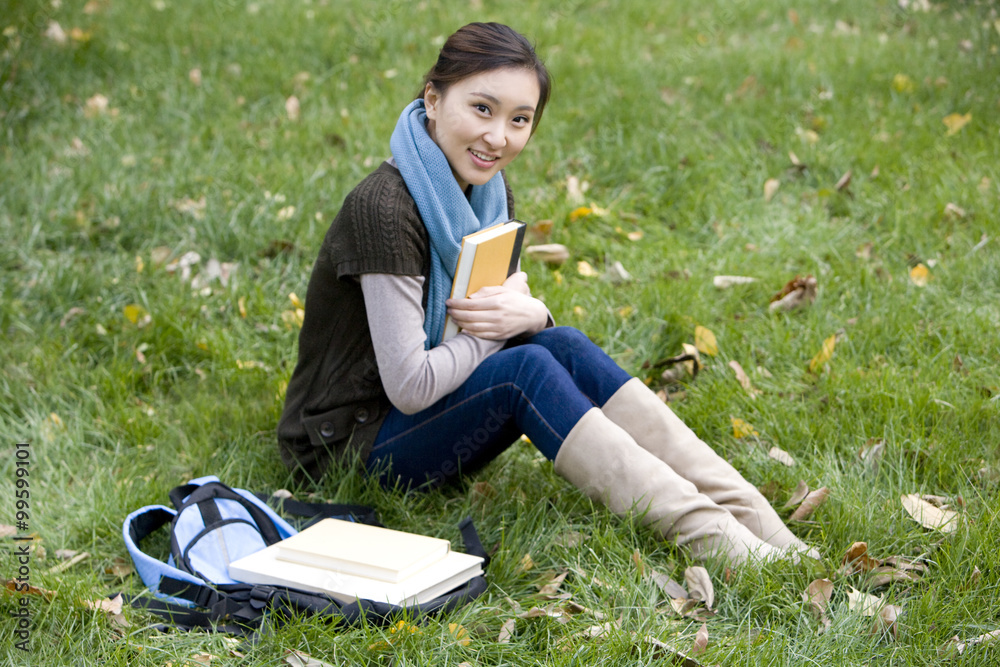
[554,408,789,566]
[601,378,820,560]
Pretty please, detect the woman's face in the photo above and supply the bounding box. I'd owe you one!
[424,68,541,191]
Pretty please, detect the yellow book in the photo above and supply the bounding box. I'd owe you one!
[274,518,451,583]
[443,220,526,341]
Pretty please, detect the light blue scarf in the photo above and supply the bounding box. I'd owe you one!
[389,99,509,348]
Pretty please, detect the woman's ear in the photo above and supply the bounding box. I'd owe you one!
[423,82,440,120]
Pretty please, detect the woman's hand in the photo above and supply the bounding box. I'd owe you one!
[446,271,548,340]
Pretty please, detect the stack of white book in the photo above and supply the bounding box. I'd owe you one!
[228,518,483,605]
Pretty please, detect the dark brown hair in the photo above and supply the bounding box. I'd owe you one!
[419,22,551,133]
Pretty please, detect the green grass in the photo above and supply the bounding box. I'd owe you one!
[2,0,999,664]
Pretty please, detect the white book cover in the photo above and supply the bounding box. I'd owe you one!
[274,518,451,583]
[229,544,483,606]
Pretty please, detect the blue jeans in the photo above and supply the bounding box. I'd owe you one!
[367,327,632,489]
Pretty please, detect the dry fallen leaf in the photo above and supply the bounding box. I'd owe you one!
[789,487,830,522]
[713,275,758,289]
[840,542,880,576]
[525,243,569,265]
[769,275,818,312]
[943,112,971,136]
[900,494,959,533]
[498,618,516,643]
[285,95,301,122]
[808,334,837,374]
[802,578,834,631]
[606,261,633,284]
[684,567,714,609]
[643,636,705,667]
[728,360,760,398]
[537,571,569,597]
[731,417,759,439]
[4,580,57,600]
[784,481,810,509]
[516,553,535,574]
[646,569,689,600]
[691,623,709,655]
[909,263,931,286]
[285,649,337,667]
[846,586,883,616]
[576,260,599,277]
[944,629,1000,656]
[764,178,780,202]
[84,593,130,628]
[768,447,796,467]
[694,325,718,356]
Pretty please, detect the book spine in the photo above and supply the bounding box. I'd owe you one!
[506,223,526,278]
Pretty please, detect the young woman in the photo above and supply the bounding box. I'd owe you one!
[278,23,819,565]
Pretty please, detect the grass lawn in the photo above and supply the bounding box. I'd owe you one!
[2,0,999,664]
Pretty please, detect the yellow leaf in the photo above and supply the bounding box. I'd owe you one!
[617,305,633,318]
[809,334,837,374]
[694,325,718,356]
[576,260,598,277]
[124,303,147,324]
[731,417,758,439]
[553,270,563,285]
[238,296,247,319]
[448,623,471,646]
[568,206,593,222]
[288,292,305,309]
[573,305,586,318]
[909,263,930,286]
[135,255,144,274]
[891,73,915,93]
[943,112,971,136]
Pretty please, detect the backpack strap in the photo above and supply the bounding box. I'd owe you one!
[257,494,381,529]
[170,482,285,547]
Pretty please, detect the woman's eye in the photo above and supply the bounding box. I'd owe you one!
[474,104,490,114]
[513,115,530,126]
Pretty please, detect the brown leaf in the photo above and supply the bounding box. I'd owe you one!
[841,541,880,575]
[900,494,959,533]
[835,170,853,191]
[728,360,760,398]
[0,525,17,538]
[789,487,830,522]
[784,480,810,509]
[868,566,920,588]
[4,579,57,600]
[643,636,704,666]
[877,604,902,639]
[691,623,709,655]
[764,178,780,202]
[768,447,796,467]
[684,566,714,609]
[104,556,134,578]
[562,601,606,620]
[84,593,129,628]
[646,569,689,600]
[859,438,885,470]
[802,578,833,631]
[525,243,569,265]
[537,570,569,597]
[498,618,516,643]
[846,587,883,616]
[944,628,1000,656]
[713,275,758,289]
[769,275,818,312]
[632,549,645,577]
[284,650,337,667]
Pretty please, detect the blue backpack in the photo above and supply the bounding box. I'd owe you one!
[122,476,488,635]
